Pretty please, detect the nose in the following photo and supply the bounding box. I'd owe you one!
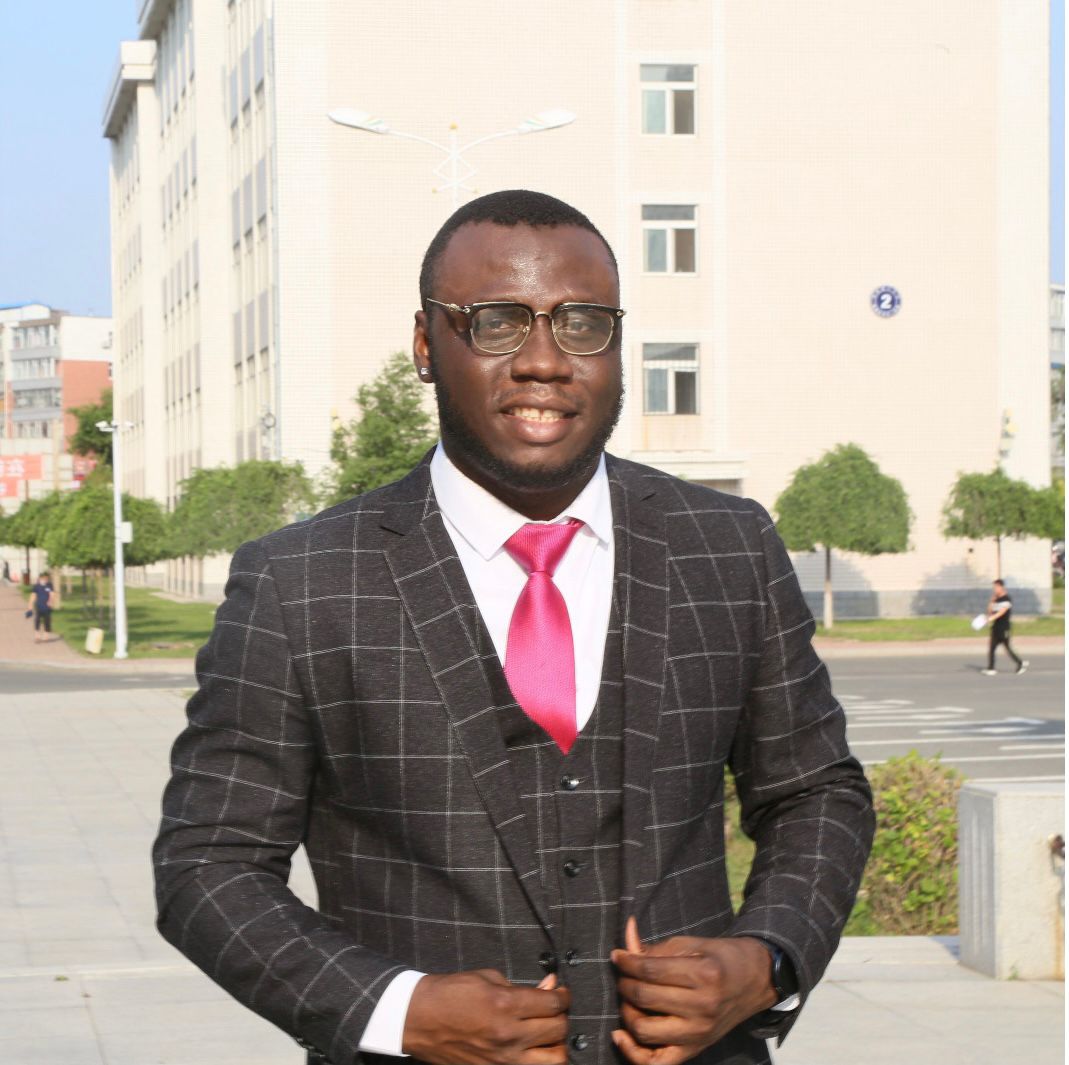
[509,313,573,382]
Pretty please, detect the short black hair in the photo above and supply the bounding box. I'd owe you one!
[418,189,617,304]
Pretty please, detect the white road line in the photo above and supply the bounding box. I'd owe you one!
[999,743,1066,751]
[847,719,974,729]
[866,753,1066,765]
[848,734,1055,747]
[970,775,1066,783]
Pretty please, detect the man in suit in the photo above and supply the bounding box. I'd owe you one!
[154,190,874,1065]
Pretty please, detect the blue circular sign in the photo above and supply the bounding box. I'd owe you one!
[870,285,902,317]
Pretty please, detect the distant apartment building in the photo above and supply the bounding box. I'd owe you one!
[105,0,1052,610]
[0,303,112,512]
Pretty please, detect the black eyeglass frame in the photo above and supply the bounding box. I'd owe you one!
[424,298,627,357]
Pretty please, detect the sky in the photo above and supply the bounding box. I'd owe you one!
[0,2,1063,317]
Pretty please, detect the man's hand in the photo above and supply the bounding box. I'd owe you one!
[610,917,777,1065]
[402,969,570,1065]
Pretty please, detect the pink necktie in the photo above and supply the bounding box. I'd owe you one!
[504,519,583,754]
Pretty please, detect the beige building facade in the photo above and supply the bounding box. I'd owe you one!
[104,0,1053,611]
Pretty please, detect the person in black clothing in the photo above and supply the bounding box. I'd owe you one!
[30,571,55,643]
[981,579,1028,675]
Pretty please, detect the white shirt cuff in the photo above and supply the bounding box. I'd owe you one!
[358,969,427,1056]
[771,992,801,1012]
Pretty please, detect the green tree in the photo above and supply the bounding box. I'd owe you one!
[4,492,67,578]
[327,351,436,504]
[43,487,172,570]
[775,443,912,629]
[170,459,315,558]
[1027,482,1065,543]
[67,387,114,467]
[941,468,1049,577]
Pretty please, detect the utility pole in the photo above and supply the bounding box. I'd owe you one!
[96,419,132,659]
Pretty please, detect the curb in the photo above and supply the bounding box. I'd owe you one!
[814,636,1064,659]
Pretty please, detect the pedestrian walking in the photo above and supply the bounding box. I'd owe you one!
[1,559,10,585]
[29,571,55,643]
[981,578,1028,675]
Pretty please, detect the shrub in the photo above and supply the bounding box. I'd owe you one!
[853,751,963,935]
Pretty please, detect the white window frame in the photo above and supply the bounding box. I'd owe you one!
[640,64,697,136]
[642,343,700,415]
[642,205,698,275]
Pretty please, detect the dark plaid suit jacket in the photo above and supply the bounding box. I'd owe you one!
[153,453,874,1065]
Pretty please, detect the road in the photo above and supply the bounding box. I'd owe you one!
[826,654,1064,782]
[0,664,194,693]
[1,653,1062,782]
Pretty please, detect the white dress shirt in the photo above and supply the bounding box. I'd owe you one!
[358,444,615,1055]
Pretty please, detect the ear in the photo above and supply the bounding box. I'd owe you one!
[413,309,433,381]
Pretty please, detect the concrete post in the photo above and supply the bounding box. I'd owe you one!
[958,781,1064,979]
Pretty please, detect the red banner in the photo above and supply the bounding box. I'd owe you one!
[72,455,97,480]
[0,454,43,480]
[0,479,21,498]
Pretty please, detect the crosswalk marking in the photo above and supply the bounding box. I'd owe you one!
[842,693,1064,779]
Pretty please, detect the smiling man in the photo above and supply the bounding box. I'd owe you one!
[154,190,874,1065]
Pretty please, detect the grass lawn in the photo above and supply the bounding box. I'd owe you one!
[50,582,216,659]
[815,612,1064,641]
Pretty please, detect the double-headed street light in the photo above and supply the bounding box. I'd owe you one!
[327,107,576,209]
[95,419,133,659]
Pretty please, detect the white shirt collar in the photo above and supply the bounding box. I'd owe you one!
[429,443,612,561]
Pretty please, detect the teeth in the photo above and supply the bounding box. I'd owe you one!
[511,407,564,422]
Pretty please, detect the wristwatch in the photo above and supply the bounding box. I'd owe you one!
[764,942,799,1003]
[748,940,801,1039]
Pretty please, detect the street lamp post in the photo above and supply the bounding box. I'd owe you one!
[96,419,133,659]
[327,108,576,210]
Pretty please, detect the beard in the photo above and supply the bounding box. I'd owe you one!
[429,347,624,495]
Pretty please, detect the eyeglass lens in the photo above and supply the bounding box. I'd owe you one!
[470,305,616,355]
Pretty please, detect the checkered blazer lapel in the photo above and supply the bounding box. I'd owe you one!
[605,458,670,927]
[381,462,553,934]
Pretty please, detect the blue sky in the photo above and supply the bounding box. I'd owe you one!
[0,3,1062,316]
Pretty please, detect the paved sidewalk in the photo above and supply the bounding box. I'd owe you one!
[0,579,87,666]
[0,686,1063,1064]
[0,580,197,674]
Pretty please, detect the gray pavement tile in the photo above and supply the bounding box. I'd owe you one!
[0,974,89,1011]
[94,1025,299,1065]
[0,942,29,968]
[20,907,134,940]
[27,937,145,968]
[0,1035,103,1065]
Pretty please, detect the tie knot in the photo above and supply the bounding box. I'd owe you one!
[504,519,583,577]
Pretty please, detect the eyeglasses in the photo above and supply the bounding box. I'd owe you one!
[425,299,626,356]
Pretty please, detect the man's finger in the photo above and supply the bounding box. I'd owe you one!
[616,976,694,1018]
[619,1000,700,1047]
[513,983,571,1019]
[518,1044,570,1065]
[612,1028,691,1065]
[625,915,644,954]
[642,936,706,958]
[612,948,701,989]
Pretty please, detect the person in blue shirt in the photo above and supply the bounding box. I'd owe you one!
[30,572,55,643]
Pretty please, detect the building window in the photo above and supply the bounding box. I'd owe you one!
[642,205,697,273]
[643,343,699,414]
[641,64,696,135]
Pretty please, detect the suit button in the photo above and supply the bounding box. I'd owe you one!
[564,949,579,966]
[539,951,558,973]
[560,774,580,790]
[562,859,583,878]
[571,1034,590,1051]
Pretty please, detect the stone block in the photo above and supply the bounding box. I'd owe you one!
[959,781,1064,979]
